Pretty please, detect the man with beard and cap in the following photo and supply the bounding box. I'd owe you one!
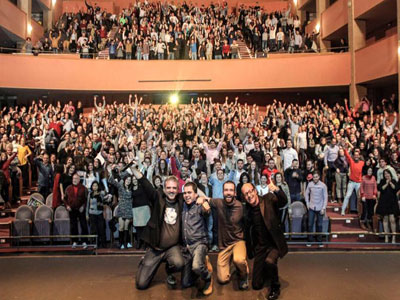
[241,182,288,300]
[197,181,250,290]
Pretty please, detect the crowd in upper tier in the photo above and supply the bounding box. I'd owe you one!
[22,1,347,59]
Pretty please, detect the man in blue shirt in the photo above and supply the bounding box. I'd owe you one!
[305,172,328,246]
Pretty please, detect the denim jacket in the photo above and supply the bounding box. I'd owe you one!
[182,202,209,247]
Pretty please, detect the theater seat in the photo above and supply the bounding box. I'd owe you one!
[28,193,45,211]
[103,205,113,245]
[45,193,53,207]
[33,205,53,242]
[53,206,70,242]
[289,202,307,238]
[12,205,34,245]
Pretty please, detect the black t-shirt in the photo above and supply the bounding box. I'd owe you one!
[250,204,274,251]
[168,42,175,52]
[159,199,180,249]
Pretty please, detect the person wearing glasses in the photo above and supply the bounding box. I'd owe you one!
[241,182,288,300]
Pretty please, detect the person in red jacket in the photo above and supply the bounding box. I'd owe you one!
[262,159,279,184]
[341,142,365,215]
[0,151,17,207]
[64,173,89,248]
[52,165,64,209]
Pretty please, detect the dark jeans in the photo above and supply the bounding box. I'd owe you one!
[290,193,301,203]
[20,164,29,189]
[252,247,280,290]
[308,209,323,242]
[1,181,9,203]
[38,186,51,201]
[89,214,106,246]
[10,170,19,203]
[136,245,185,290]
[69,209,88,243]
[181,243,210,288]
[211,206,218,246]
[361,199,376,222]
[326,162,336,194]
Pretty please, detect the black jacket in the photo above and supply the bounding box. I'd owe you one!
[197,182,213,198]
[284,168,303,195]
[244,190,288,259]
[139,177,183,249]
[189,159,207,176]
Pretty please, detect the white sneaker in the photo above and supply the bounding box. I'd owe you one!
[127,243,133,249]
[120,245,125,250]
[306,244,312,247]
[72,242,77,249]
[341,211,345,216]
[82,242,88,249]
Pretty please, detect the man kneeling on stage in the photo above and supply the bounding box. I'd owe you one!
[241,182,288,300]
[132,165,185,290]
[181,182,213,295]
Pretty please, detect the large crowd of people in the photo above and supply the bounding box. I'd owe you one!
[0,93,399,297]
[0,93,399,249]
[22,1,335,59]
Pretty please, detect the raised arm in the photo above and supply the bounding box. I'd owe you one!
[131,165,158,206]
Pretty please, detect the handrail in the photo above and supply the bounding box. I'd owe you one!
[284,232,400,236]
[0,46,349,58]
[3,235,97,239]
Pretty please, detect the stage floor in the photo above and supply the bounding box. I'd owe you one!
[1,252,399,300]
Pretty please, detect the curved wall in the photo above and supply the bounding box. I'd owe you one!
[0,53,350,92]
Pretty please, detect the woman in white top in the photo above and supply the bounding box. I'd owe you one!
[256,174,269,196]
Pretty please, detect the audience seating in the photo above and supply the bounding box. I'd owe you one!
[288,201,308,238]
[12,205,34,245]
[45,193,53,207]
[33,205,53,242]
[53,206,70,242]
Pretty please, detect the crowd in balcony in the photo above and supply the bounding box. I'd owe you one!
[0,93,399,250]
[22,1,330,59]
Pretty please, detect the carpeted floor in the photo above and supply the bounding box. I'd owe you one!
[0,252,399,300]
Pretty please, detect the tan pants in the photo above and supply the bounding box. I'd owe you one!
[63,40,70,52]
[217,240,249,283]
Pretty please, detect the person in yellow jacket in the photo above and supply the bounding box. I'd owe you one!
[17,137,32,190]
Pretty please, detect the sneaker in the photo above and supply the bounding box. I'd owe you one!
[127,243,133,249]
[72,242,77,249]
[82,242,88,249]
[341,211,345,216]
[318,243,324,248]
[239,275,249,290]
[306,243,312,247]
[267,286,281,300]
[203,276,213,296]
[166,275,177,288]
[211,245,219,252]
[120,244,125,250]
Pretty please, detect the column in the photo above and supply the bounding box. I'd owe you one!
[317,0,331,52]
[17,0,32,38]
[43,9,53,31]
[398,0,400,114]
[348,0,367,106]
